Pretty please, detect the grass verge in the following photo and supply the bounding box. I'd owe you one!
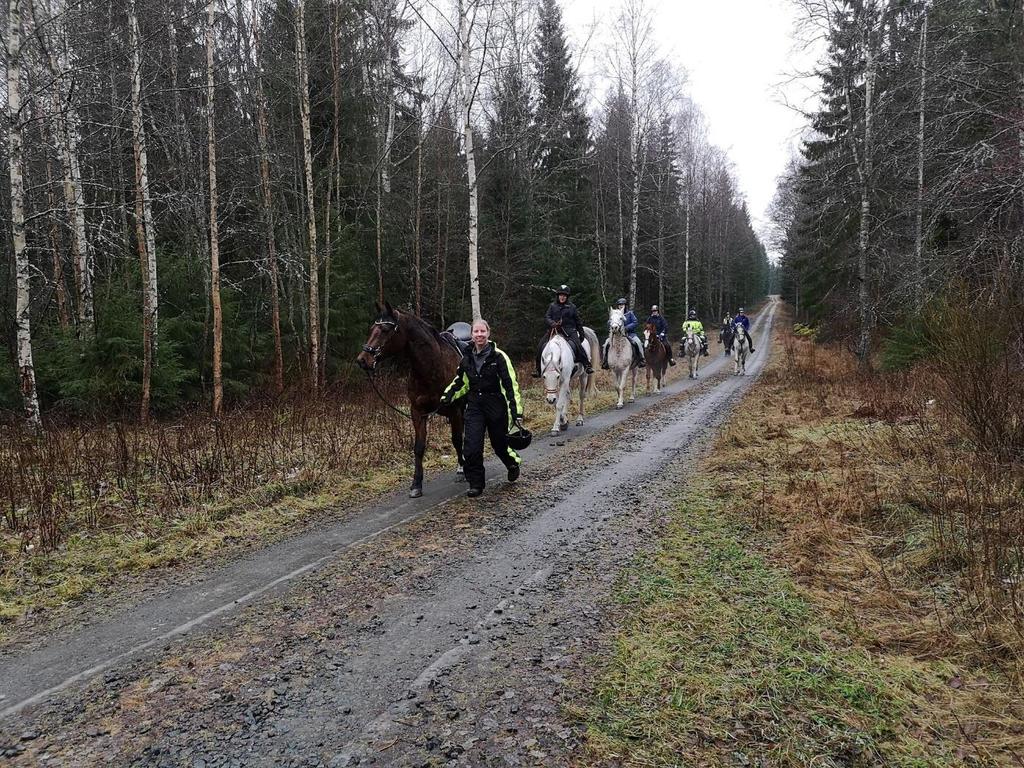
[575,319,1024,766]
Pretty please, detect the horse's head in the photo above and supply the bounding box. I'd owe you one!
[356,301,405,371]
[540,337,570,404]
[644,323,655,347]
[608,308,625,335]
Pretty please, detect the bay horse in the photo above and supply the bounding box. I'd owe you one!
[732,323,750,375]
[540,327,600,434]
[355,302,465,498]
[643,323,669,394]
[719,320,735,356]
[606,308,638,409]
[681,329,701,379]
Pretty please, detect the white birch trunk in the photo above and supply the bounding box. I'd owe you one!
[857,2,876,367]
[7,0,42,428]
[206,0,224,416]
[40,0,93,334]
[129,0,158,420]
[459,0,482,320]
[685,173,691,316]
[914,8,927,309]
[296,0,320,388]
[249,4,284,395]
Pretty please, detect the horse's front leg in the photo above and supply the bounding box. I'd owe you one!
[615,370,625,409]
[628,368,636,403]
[449,408,465,482]
[410,412,428,498]
[576,375,586,426]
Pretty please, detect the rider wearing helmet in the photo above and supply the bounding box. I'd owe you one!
[733,307,755,353]
[645,304,676,366]
[601,298,646,369]
[533,285,594,377]
[682,309,709,356]
[720,311,735,352]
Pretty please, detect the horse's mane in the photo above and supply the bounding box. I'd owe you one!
[396,308,444,345]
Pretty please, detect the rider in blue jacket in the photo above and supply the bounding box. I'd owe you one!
[733,307,755,353]
[645,305,676,366]
[601,298,646,369]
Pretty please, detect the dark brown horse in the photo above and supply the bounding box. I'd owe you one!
[643,322,669,394]
[355,302,465,498]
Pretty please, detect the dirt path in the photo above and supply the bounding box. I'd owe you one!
[1,301,777,766]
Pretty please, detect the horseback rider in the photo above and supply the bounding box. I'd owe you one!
[645,304,676,367]
[733,307,756,353]
[682,309,710,356]
[602,297,646,369]
[720,312,735,352]
[533,285,594,377]
[440,319,524,498]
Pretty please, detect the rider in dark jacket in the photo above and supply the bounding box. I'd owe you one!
[733,307,755,353]
[533,285,594,377]
[644,305,676,366]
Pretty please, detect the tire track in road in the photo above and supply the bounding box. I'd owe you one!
[0,301,776,731]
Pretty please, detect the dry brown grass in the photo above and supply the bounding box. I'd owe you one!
[708,317,1024,762]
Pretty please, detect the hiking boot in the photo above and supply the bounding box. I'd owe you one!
[507,464,520,483]
[467,487,483,498]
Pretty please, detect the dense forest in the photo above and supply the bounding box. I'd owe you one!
[773,0,1024,363]
[1,0,770,424]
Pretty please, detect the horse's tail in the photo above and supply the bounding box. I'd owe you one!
[582,326,600,394]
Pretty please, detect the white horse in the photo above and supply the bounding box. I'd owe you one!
[732,323,750,375]
[681,329,701,379]
[540,327,600,435]
[606,308,639,409]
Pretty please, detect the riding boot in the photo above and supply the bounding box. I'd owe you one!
[748,335,756,353]
[574,336,594,374]
[666,342,676,366]
[633,343,646,368]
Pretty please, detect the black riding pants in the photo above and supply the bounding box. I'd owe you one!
[463,395,520,490]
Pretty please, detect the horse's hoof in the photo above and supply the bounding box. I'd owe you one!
[576,418,584,426]
[616,403,623,410]
[550,430,560,436]
[560,422,568,431]
[409,487,423,498]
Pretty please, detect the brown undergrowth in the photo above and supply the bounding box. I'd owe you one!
[0,362,626,633]
[711,321,1024,760]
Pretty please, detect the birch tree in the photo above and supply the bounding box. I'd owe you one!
[128,0,158,420]
[206,0,224,416]
[6,0,42,427]
[295,0,319,389]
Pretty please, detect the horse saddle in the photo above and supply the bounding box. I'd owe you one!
[442,321,472,355]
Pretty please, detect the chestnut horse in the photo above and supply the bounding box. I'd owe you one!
[355,302,465,498]
[643,323,669,394]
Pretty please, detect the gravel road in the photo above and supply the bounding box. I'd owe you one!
[1,300,777,767]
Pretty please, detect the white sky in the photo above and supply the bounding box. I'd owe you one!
[560,0,824,256]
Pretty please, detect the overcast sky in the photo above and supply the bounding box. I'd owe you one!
[559,0,824,256]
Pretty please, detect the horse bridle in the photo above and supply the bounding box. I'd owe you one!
[361,319,398,361]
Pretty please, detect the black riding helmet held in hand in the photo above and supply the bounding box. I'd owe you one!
[506,423,533,451]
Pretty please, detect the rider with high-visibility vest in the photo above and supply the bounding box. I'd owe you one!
[440,319,524,498]
[681,309,709,356]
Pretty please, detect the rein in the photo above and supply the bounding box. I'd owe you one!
[364,369,414,421]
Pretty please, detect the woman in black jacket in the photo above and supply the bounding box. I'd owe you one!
[440,319,524,497]
[532,285,593,377]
